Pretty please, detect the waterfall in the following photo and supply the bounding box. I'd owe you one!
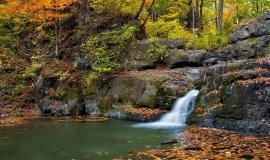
[133,90,199,129]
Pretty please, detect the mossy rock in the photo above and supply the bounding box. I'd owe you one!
[66,88,80,100]
[136,85,158,108]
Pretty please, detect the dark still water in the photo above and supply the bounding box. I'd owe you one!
[0,119,176,160]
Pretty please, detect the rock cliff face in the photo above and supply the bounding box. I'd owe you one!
[188,58,270,133]
[189,12,270,133]
[188,11,270,133]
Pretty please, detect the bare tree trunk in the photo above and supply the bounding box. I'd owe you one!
[256,2,259,14]
[134,0,146,20]
[217,0,224,34]
[80,0,91,25]
[214,0,218,30]
[187,0,193,28]
[192,0,195,37]
[199,0,203,30]
[141,0,155,27]
[195,0,199,27]
[236,0,239,27]
[52,0,59,57]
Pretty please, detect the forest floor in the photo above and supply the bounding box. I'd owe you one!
[125,126,270,160]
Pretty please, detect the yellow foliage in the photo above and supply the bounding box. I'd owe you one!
[91,0,142,17]
[145,19,192,40]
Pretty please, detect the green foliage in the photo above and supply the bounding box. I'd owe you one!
[0,16,28,49]
[146,19,228,50]
[81,25,138,72]
[126,101,134,108]
[57,87,66,98]
[187,32,229,50]
[2,84,26,100]
[160,0,190,21]
[84,72,99,95]
[19,62,43,80]
[147,38,168,63]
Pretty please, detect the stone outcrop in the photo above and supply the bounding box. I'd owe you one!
[34,60,84,116]
[212,11,270,61]
[188,57,270,134]
[125,38,185,71]
[188,11,270,134]
[94,68,205,113]
[230,11,270,43]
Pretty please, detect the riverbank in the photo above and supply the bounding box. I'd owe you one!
[126,126,270,160]
[0,115,109,127]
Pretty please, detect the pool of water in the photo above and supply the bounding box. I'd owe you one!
[0,119,179,160]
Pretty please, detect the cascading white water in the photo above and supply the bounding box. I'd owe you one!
[133,90,199,129]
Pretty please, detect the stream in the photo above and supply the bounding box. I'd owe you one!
[0,90,199,160]
[0,119,179,160]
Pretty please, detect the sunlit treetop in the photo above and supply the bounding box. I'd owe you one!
[1,0,77,25]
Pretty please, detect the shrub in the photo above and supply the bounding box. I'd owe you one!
[186,32,228,50]
[0,16,28,49]
[145,19,192,40]
[81,25,137,72]
[147,38,168,63]
[57,87,66,98]
[84,72,99,95]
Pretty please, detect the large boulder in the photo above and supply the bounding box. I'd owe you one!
[165,49,189,68]
[165,49,207,68]
[124,60,156,71]
[135,38,185,51]
[158,39,185,49]
[187,50,207,63]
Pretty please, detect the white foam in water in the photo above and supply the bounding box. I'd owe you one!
[133,90,199,129]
